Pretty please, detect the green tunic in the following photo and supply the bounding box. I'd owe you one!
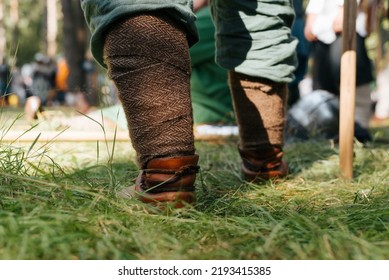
[80,0,198,68]
[210,0,298,82]
[81,0,297,83]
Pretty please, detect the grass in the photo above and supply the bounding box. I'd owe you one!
[0,111,389,260]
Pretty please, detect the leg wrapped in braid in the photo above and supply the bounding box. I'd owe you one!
[104,12,198,207]
[228,71,288,182]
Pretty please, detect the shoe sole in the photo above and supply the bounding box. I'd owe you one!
[118,185,195,209]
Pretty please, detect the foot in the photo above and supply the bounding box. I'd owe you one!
[118,155,199,209]
[239,146,288,182]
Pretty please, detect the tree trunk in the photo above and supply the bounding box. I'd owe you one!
[9,0,20,57]
[46,0,57,57]
[0,0,5,61]
[60,0,88,93]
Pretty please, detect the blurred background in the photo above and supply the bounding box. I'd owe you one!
[0,0,117,113]
[0,0,388,139]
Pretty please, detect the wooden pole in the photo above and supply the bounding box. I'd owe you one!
[339,0,357,179]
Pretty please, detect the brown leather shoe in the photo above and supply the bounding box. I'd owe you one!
[119,155,199,208]
[239,146,288,182]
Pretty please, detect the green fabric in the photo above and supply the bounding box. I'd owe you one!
[81,0,297,82]
[80,0,198,68]
[190,7,234,125]
[210,0,298,83]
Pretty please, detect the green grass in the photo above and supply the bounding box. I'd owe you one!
[0,121,389,260]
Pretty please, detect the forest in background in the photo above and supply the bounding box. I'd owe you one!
[0,0,90,93]
[0,0,388,94]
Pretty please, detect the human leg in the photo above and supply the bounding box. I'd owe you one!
[81,1,200,207]
[210,0,297,182]
[103,12,198,207]
[229,73,289,181]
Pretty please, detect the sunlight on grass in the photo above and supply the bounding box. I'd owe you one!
[0,119,389,259]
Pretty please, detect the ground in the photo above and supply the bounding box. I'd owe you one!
[0,106,388,259]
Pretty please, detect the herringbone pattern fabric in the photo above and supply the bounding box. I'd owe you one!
[104,13,195,168]
[228,71,288,151]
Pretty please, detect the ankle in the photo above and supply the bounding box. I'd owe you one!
[228,71,288,149]
[139,155,199,193]
[238,145,288,181]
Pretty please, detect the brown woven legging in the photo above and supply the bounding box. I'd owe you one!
[104,12,195,168]
[228,71,288,151]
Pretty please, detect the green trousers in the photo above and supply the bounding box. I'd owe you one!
[190,7,234,124]
[81,0,297,83]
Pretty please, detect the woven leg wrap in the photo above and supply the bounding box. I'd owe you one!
[104,12,195,168]
[228,71,289,181]
[228,71,288,151]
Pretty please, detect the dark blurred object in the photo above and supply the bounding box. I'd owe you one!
[0,56,11,105]
[286,90,340,140]
[286,90,372,143]
[30,53,56,105]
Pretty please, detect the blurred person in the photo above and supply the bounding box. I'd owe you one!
[25,53,56,120]
[30,53,56,105]
[54,56,70,105]
[370,1,389,124]
[81,0,297,207]
[288,0,311,107]
[82,52,99,107]
[21,63,34,99]
[0,56,11,106]
[372,60,389,124]
[8,67,26,106]
[304,0,374,142]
